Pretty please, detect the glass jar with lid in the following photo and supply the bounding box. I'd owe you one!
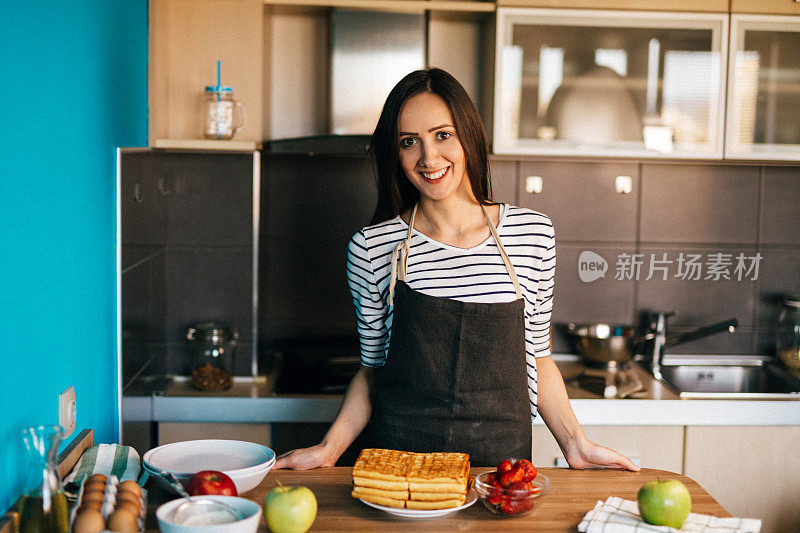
[187,321,238,391]
[776,298,800,371]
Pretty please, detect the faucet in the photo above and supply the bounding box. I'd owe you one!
[645,312,738,380]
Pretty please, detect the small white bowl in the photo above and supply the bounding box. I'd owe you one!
[156,495,262,533]
[143,440,275,494]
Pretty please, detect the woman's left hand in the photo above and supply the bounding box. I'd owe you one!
[562,437,640,471]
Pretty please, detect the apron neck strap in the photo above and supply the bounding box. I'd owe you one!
[480,205,523,299]
[389,203,522,305]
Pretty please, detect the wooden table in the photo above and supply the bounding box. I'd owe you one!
[144,467,729,532]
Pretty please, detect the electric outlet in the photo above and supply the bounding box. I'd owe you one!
[59,386,76,438]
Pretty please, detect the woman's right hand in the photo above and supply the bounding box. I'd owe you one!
[273,443,339,470]
[275,367,373,470]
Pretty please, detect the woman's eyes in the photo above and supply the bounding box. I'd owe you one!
[399,131,453,149]
[399,137,417,148]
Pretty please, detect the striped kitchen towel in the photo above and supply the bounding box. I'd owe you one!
[578,497,761,533]
[64,443,141,487]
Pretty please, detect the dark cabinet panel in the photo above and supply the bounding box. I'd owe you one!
[261,154,376,341]
[121,150,256,381]
[640,164,759,244]
[636,245,757,330]
[121,152,167,247]
[165,153,253,247]
[762,167,800,246]
[489,159,517,204]
[552,244,637,325]
[755,248,800,328]
[517,161,639,242]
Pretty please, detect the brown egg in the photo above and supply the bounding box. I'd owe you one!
[106,509,139,533]
[80,491,106,505]
[118,480,142,497]
[83,480,107,493]
[72,508,105,533]
[116,490,141,505]
[88,473,108,483]
[76,501,103,513]
[115,499,142,517]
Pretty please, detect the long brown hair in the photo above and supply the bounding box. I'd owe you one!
[369,68,493,224]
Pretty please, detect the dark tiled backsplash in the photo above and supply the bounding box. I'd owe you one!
[121,151,255,386]
[122,151,800,385]
[498,160,800,357]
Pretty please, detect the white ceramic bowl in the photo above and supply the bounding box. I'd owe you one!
[143,440,275,494]
[156,495,262,533]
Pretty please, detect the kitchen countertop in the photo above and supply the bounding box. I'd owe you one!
[142,467,730,532]
[123,355,800,426]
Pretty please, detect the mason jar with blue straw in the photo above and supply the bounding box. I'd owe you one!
[203,60,245,140]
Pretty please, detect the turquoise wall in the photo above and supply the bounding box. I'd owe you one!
[0,1,148,510]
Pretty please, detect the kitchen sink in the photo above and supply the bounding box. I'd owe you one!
[649,355,800,399]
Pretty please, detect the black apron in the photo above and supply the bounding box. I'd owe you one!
[362,204,532,466]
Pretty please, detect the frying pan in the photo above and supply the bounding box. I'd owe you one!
[564,323,653,365]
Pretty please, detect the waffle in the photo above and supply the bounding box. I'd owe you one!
[352,449,470,510]
[352,448,413,484]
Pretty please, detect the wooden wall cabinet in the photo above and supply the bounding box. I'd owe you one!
[496,0,728,13]
[149,0,492,147]
[149,0,266,147]
[725,15,800,161]
[493,8,729,158]
[731,0,800,15]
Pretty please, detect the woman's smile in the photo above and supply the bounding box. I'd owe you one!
[419,165,450,182]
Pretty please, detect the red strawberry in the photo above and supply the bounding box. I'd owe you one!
[484,472,497,484]
[506,481,531,497]
[497,460,514,474]
[513,459,538,482]
[500,496,534,515]
[499,465,525,487]
[487,477,503,505]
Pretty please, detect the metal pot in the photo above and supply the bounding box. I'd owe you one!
[565,323,644,365]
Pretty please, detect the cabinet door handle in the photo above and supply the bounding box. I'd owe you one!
[158,177,171,196]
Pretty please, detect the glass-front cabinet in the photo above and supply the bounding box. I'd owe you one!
[726,15,800,161]
[493,9,729,158]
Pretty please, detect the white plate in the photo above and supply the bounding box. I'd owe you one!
[359,490,477,519]
[143,440,275,477]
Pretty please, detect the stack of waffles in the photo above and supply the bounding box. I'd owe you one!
[351,448,471,509]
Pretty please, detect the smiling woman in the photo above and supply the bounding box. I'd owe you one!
[273,68,639,472]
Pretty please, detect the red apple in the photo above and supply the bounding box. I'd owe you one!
[187,470,238,496]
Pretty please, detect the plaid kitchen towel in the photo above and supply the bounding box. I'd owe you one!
[578,497,761,533]
[64,443,141,487]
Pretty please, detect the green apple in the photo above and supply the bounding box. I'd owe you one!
[263,483,317,533]
[637,479,692,529]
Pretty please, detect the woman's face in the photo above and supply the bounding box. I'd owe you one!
[397,92,470,204]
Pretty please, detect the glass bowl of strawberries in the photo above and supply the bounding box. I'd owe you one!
[473,459,549,516]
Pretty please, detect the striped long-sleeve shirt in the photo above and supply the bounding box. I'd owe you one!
[346,204,556,419]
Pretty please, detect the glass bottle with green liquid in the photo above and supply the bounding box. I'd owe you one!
[19,425,69,533]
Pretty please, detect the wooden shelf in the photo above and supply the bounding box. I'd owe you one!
[152,139,262,152]
[263,0,496,12]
